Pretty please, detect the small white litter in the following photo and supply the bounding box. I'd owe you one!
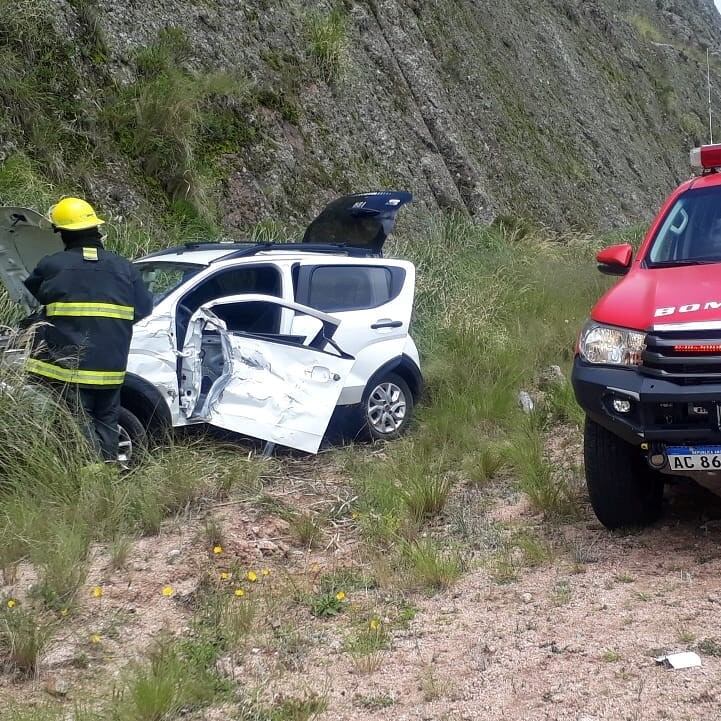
[655,651,702,669]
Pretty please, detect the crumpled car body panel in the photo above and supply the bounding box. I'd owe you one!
[180,296,354,453]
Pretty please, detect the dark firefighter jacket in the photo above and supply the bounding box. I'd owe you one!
[23,231,154,388]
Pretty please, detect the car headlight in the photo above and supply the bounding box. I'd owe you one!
[578,321,645,366]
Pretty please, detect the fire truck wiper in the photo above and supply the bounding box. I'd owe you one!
[649,257,721,267]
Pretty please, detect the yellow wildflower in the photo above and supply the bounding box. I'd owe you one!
[213,545,223,555]
[220,571,231,581]
[335,591,346,602]
[161,586,174,597]
[261,568,271,577]
[90,634,101,644]
[351,511,359,520]
[234,588,245,598]
[6,598,16,609]
[60,608,69,617]
[369,618,381,631]
[246,571,258,583]
[91,586,103,599]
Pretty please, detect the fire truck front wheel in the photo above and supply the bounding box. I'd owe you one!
[584,417,664,530]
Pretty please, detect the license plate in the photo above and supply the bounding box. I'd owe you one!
[667,445,721,471]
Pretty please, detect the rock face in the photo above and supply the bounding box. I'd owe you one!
[9,0,721,230]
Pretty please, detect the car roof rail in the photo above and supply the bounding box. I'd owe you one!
[139,241,381,263]
[211,242,380,263]
[140,241,257,260]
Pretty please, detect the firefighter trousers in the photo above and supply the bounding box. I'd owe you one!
[34,380,121,462]
[74,387,121,462]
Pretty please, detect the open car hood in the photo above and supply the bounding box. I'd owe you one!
[0,207,63,312]
[302,191,412,254]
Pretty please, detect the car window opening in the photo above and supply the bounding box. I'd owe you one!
[176,265,282,350]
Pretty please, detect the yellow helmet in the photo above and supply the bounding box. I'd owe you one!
[48,197,105,231]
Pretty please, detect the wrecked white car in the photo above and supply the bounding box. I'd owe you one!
[0,192,422,457]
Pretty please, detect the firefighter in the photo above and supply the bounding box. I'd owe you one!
[23,197,154,462]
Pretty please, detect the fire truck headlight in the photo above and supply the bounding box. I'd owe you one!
[578,321,646,367]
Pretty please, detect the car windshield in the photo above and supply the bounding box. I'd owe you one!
[135,262,204,305]
[647,186,721,266]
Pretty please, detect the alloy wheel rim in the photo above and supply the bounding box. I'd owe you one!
[367,382,406,434]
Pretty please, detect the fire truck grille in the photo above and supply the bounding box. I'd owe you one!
[641,330,721,384]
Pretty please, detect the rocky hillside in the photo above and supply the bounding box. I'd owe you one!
[2,0,721,234]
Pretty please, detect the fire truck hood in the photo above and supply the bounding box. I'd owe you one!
[593,263,721,330]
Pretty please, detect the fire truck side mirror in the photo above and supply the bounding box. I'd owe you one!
[596,243,633,276]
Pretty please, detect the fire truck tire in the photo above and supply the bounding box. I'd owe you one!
[584,417,664,529]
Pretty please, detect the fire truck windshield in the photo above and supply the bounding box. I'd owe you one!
[647,186,721,267]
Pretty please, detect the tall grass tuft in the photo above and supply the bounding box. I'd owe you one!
[401,539,464,590]
[507,415,580,519]
[305,9,348,81]
[0,604,56,677]
[112,640,219,721]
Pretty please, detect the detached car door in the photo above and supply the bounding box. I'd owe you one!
[181,295,354,454]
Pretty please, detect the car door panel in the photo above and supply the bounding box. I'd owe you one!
[181,295,354,453]
[292,260,415,401]
[127,313,182,423]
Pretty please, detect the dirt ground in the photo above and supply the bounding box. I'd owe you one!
[4,454,721,720]
[300,483,721,721]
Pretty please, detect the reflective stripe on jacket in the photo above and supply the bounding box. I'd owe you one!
[23,239,154,388]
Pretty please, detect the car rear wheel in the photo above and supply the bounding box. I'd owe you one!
[118,406,147,466]
[363,372,414,441]
[584,417,664,529]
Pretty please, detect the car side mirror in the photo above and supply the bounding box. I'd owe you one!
[596,243,633,276]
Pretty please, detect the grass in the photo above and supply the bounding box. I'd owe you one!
[628,14,665,43]
[0,604,56,676]
[112,638,227,720]
[0,356,266,609]
[463,441,507,486]
[288,512,324,548]
[507,414,580,519]
[305,8,348,81]
[107,35,250,214]
[344,620,390,673]
[551,579,572,605]
[401,539,464,591]
[346,216,605,561]
[419,664,454,702]
[354,692,395,710]
[238,692,328,721]
[192,583,257,654]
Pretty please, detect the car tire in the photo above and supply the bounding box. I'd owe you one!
[118,406,147,466]
[584,417,664,529]
[362,372,414,441]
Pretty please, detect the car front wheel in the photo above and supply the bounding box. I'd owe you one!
[363,372,413,441]
[584,417,664,529]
